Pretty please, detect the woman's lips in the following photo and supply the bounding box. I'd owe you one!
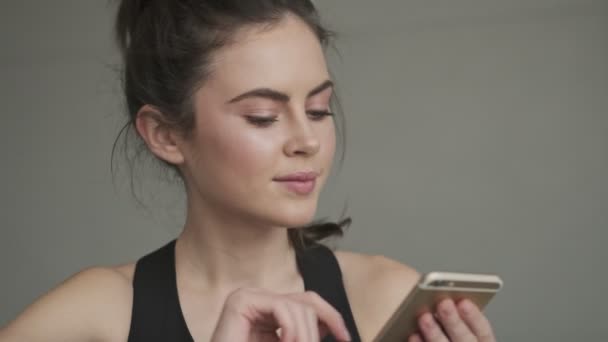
[273,171,318,195]
[276,179,316,195]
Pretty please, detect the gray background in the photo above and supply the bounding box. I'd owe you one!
[1,0,607,340]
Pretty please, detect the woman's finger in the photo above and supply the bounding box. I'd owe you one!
[408,333,424,342]
[456,299,496,342]
[285,301,311,342]
[317,320,330,339]
[436,299,476,341]
[288,291,351,341]
[224,289,296,341]
[302,304,320,342]
[268,300,296,342]
[418,312,449,342]
[218,288,350,342]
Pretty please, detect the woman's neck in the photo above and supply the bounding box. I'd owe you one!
[175,207,302,295]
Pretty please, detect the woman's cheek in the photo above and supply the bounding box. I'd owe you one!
[213,127,282,178]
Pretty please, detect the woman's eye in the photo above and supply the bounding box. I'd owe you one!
[245,115,278,127]
[307,110,334,120]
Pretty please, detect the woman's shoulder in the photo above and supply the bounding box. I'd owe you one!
[333,249,420,298]
[0,264,136,342]
[333,249,421,341]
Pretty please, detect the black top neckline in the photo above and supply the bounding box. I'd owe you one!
[128,239,361,342]
[167,240,341,340]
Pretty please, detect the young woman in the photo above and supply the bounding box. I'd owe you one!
[0,1,497,341]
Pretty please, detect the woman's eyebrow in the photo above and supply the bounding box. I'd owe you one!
[226,79,334,104]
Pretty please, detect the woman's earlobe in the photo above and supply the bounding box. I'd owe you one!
[135,105,185,165]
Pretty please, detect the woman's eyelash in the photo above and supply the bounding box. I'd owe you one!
[245,111,333,127]
[307,110,334,119]
[245,115,278,127]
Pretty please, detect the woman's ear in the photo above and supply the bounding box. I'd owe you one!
[135,104,185,165]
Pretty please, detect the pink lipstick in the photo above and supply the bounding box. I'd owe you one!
[273,171,318,195]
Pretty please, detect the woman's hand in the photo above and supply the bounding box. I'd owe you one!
[408,298,496,342]
[210,287,352,342]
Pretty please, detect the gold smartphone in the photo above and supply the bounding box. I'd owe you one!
[372,272,503,342]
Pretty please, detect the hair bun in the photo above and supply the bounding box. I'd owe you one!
[115,0,152,55]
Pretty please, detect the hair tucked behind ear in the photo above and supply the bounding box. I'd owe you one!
[112,0,351,252]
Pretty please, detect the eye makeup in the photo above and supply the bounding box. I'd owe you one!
[244,115,279,127]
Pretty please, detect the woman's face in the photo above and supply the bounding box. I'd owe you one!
[177,14,336,228]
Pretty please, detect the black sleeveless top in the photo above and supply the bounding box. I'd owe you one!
[127,240,362,341]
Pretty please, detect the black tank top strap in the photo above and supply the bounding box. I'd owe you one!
[128,240,193,342]
[296,243,362,342]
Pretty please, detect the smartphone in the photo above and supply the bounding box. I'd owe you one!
[372,272,503,342]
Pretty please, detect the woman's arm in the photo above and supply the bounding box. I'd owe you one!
[0,267,132,342]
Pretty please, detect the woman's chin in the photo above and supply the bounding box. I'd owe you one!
[269,207,317,228]
[278,214,316,228]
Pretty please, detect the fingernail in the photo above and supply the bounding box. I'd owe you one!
[459,300,474,314]
[440,299,455,317]
[422,314,435,329]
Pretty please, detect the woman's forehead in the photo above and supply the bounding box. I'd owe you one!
[205,14,329,97]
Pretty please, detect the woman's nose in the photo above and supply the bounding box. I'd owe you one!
[283,120,320,157]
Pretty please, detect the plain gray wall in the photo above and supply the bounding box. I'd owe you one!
[1,0,607,340]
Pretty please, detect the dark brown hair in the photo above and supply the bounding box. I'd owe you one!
[113,0,350,252]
